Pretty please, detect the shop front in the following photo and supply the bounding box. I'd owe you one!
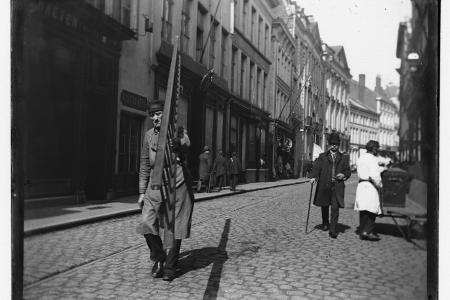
[228,97,270,183]
[273,120,295,180]
[20,2,135,204]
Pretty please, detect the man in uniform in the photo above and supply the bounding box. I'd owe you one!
[137,100,194,281]
[309,132,351,239]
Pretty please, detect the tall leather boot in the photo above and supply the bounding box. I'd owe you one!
[144,234,166,278]
[163,239,182,281]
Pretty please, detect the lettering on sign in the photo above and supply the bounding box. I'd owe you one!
[121,90,148,111]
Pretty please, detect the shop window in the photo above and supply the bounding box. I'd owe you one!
[204,106,214,149]
[247,122,256,168]
[230,116,237,154]
[118,112,143,173]
[216,110,224,152]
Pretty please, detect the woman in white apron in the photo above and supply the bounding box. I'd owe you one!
[354,140,383,241]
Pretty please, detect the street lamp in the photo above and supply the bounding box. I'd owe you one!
[406,52,421,72]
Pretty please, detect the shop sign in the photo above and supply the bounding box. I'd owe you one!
[121,90,147,111]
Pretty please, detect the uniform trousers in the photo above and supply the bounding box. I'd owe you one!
[144,234,182,276]
[321,185,339,234]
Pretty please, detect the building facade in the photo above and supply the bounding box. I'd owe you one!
[280,2,326,176]
[348,97,379,168]
[322,44,351,153]
[229,0,275,182]
[18,1,135,203]
[270,17,296,179]
[374,75,399,154]
[396,1,438,295]
[17,0,372,204]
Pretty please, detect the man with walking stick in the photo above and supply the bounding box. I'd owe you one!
[308,132,351,239]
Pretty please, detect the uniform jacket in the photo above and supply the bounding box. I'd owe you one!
[228,156,241,175]
[137,128,194,244]
[213,154,227,177]
[310,150,351,207]
[354,152,382,214]
[198,151,212,180]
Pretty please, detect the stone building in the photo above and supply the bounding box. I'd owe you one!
[270,17,296,179]
[322,44,351,153]
[348,97,379,169]
[229,0,276,182]
[17,1,135,204]
[279,2,326,176]
[395,1,438,294]
[374,75,399,154]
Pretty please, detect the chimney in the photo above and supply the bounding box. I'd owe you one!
[358,74,365,102]
[375,75,381,89]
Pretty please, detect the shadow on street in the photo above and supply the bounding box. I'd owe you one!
[176,219,231,300]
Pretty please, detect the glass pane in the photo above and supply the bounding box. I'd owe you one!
[216,110,223,152]
[204,107,214,149]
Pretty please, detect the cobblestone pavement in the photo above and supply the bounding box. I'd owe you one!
[24,175,427,299]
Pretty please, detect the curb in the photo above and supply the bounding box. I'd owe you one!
[24,179,310,237]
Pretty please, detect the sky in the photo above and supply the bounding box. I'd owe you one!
[297,0,412,89]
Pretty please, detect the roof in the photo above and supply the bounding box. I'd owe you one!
[330,46,343,53]
[349,80,378,111]
[349,97,377,115]
[350,79,397,110]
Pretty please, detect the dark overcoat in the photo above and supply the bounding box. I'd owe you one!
[309,151,351,208]
[198,152,212,180]
[213,154,227,176]
[228,156,241,175]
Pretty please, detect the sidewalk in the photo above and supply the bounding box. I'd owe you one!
[24,177,310,237]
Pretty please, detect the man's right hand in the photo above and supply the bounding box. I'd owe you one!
[138,194,145,209]
[309,178,316,184]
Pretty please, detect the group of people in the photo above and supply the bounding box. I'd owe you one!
[197,147,242,193]
[137,101,385,282]
[309,132,384,241]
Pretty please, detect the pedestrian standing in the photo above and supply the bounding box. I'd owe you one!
[354,140,383,241]
[228,152,241,191]
[136,100,195,281]
[197,146,212,192]
[309,132,351,239]
[212,150,227,191]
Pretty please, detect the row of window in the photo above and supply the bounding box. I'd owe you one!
[350,128,377,145]
[379,131,398,147]
[87,0,135,29]
[275,90,290,122]
[327,75,347,104]
[326,105,347,133]
[277,46,293,85]
[234,0,271,57]
[380,102,397,114]
[231,48,268,109]
[350,113,378,128]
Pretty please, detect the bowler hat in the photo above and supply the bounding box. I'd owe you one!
[148,100,165,113]
[328,132,340,145]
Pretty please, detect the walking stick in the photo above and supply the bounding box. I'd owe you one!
[305,181,314,234]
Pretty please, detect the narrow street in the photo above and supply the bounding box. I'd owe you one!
[24,176,426,300]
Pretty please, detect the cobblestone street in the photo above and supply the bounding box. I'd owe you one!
[24,176,427,299]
